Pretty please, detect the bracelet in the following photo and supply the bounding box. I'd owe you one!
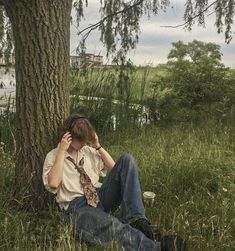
[95,145,102,151]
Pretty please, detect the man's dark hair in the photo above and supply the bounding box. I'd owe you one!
[59,114,95,143]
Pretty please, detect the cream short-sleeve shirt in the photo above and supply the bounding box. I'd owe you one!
[42,144,106,210]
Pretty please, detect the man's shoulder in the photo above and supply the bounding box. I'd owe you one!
[83,145,96,154]
[43,146,59,170]
[45,146,59,159]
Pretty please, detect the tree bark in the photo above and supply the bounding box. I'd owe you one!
[7,0,72,210]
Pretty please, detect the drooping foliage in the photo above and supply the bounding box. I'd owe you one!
[0,0,234,61]
[184,0,235,43]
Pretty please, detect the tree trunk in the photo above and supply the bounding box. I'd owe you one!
[6,0,72,210]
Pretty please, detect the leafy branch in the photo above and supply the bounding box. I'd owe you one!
[160,0,218,29]
[77,0,145,41]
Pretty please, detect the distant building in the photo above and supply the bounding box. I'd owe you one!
[70,53,103,69]
[0,53,15,66]
[0,52,103,69]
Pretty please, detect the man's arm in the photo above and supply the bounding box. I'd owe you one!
[90,133,115,170]
[96,146,115,171]
[48,132,72,189]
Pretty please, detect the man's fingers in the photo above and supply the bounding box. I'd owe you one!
[63,131,71,137]
[63,136,72,142]
[61,133,72,145]
[63,133,72,139]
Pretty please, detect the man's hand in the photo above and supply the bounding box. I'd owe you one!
[59,132,72,152]
[48,132,72,189]
[90,132,100,149]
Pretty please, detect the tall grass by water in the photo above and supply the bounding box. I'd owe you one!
[0,121,234,250]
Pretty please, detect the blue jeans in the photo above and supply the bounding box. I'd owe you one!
[64,154,161,251]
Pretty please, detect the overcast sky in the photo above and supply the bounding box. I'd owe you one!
[70,0,235,68]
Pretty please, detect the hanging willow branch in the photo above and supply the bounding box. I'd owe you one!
[161,0,234,43]
[75,0,170,57]
[75,0,234,59]
[0,0,234,62]
[77,0,145,40]
[160,0,218,28]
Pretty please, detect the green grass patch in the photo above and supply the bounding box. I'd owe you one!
[0,122,234,250]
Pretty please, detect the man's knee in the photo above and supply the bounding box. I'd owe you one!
[112,154,138,176]
[119,154,136,170]
[121,153,135,163]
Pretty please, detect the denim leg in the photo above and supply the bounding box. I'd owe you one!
[98,154,147,224]
[65,197,161,251]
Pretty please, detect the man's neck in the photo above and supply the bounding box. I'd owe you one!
[67,145,79,159]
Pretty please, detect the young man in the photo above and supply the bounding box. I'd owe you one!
[43,114,186,251]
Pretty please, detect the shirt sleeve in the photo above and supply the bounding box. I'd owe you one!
[42,150,59,194]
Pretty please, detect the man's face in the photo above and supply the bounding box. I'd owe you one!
[70,139,86,151]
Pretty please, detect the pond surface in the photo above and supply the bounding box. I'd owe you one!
[0,67,15,97]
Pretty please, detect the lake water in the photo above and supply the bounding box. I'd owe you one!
[0,67,150,127]
[0,67,16,97]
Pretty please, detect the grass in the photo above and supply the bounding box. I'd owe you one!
[70,65,169,103]
[0,122,235,250]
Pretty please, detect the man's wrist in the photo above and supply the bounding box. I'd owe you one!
[58,147,67,154]
[95,145,102,151]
